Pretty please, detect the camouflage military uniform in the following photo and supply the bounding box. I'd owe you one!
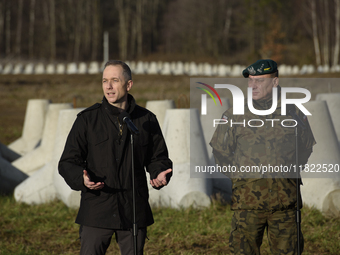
[210,86,316,254]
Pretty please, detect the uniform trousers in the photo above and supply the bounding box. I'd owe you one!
[229,209,304,255]
[79,225,147,255]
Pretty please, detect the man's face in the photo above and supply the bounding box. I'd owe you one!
[102,65,132,106]
[248,74,278,100]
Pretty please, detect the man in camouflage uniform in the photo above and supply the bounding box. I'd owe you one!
[210,59,316,254]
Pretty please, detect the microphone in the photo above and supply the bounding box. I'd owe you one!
[288,107,306,130]
[119,112,140,135]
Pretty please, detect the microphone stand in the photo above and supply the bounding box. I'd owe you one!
[120,112,140,255]
[294,125,301,255]
[289,108,305,255]
[130,133,138,255]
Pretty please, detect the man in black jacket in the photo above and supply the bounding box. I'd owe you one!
[58,60,173,255]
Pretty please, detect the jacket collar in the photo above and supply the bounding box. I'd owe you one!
[102,94,136,116]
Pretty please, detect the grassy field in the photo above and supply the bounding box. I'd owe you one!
[0,195,340,254]
[1,73,340,254]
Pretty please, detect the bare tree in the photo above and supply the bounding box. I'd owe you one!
[49,0,56,61]
[15,0,24,57]
[5,0,11,56]
[311,0,322,66]
[136,0,143,58]
[91,0,100,60]
[322,0,330,66]
[115,0,130,60]
[29,0,36,59]
[333,0,340,66]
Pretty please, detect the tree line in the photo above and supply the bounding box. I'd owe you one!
[0,0,339,66]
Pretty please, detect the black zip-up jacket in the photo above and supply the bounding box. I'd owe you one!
[58,94,172,229]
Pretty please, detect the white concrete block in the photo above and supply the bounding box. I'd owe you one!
[14,108,83,206]
[128,61,136,71]
[134,61,145,74]
[172,61,184,76]
[216,64,227,77]
[34,63,45,74]
[197,63,204,75]
[203,63,212,76]
[145,100,175,130]
[301,100,340,217]
[200,98,232,201]
[12,103,73,175]
[53,108,84,208]
[153,109,212,208]
[189,62,198,76]
[2,63,13,74]
[184,62,190,75]
[88,61,100,74]
[285,65,292,75]
[8,99,50,155]
[292,65,300,75]
[46,63,55,74]
[78,62,87,74]
[212,65,218,76]
[66,62,78,74]
[23,63,34,74]
[13,63,23,74]
[160,62,171,75]
[147,61,159,75]
[316,93,340,145]
[56,63,66,74]
[230,65,242,77]
[307,65,315,74]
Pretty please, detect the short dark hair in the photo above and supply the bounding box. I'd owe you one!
[270,70,279,78]
[104,60,132,82]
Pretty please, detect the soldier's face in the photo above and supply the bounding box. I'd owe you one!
[248,74,278,100]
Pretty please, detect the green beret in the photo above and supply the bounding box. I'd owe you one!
[242,59,278,78]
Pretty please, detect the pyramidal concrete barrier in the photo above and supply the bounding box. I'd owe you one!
[301,100,340,217]
[14,108,84,206]
[145,100,175,130]
[315,93,340,145]
[150,108,212,209]
[200,98,232,202]
[8,99,50,155]
[12,103,73,175]
[53,108,84,208]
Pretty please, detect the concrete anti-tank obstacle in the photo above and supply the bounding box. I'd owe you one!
[300,100,340,217]
[53,108,84,208]
[145,100,175,202]
[12,103,73,175]
[315,93,340,145]
[145,100,175,130]
[8,99,50,155]
[152,108,212,209]
[200,98,232,202]
[14,108,84,206]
